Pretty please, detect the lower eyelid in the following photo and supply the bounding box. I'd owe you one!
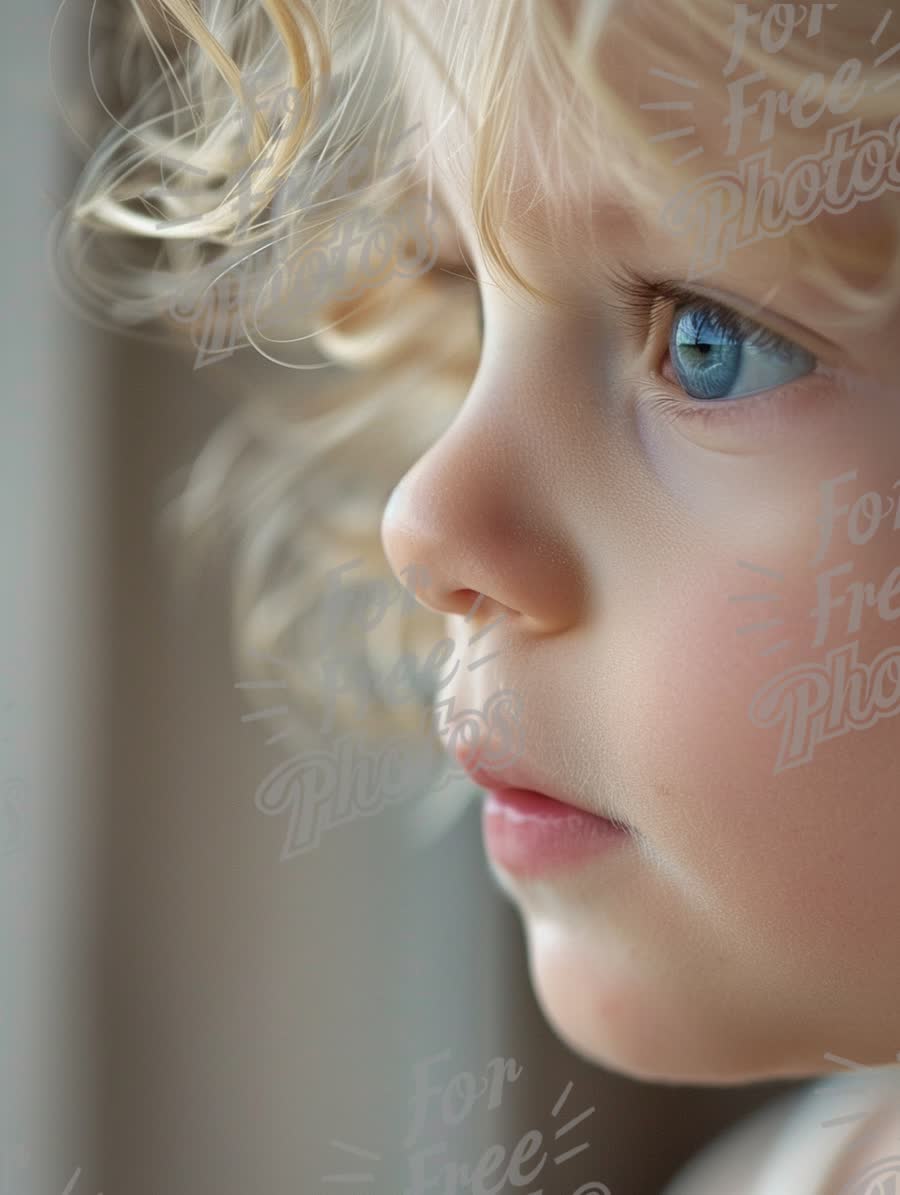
[661,336,821,399]
[651,361,833,425]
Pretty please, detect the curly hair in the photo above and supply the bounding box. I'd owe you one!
[56,0,900,763]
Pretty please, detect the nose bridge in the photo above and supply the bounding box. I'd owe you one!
[382,401,520,584]
[380,358,585,628]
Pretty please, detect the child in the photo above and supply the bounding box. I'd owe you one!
[63,0,900,1188]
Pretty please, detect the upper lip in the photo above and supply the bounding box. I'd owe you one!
[453,746,624,825]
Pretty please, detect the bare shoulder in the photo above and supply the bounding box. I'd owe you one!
[660,1086,808,1195]
[661,1069,900,1195]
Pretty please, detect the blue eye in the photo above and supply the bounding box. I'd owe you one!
[670,303,817,401]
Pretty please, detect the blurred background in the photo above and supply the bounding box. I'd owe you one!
[2,3,798,1193]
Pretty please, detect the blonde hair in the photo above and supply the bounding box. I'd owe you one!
[58,0,900,753]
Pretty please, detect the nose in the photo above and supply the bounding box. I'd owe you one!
[379,396,583,633]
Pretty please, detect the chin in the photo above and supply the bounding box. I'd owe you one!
[522,918,828,1088]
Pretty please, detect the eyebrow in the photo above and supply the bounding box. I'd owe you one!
[429,150,850,362]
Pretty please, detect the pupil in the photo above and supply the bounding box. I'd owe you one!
[671,310,743,400]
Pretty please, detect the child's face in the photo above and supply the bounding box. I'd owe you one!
[380,0,900,1083]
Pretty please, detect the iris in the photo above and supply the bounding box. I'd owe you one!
[670,302,816,401]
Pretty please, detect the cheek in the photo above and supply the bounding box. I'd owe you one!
[619,422,900,887]
[619,539,900,975]
[618,565,792,876]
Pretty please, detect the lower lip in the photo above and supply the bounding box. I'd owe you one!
[481,787,629,878]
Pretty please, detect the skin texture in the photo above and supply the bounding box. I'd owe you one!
[379,0,900,1085]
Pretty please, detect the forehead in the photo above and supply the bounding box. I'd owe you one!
[398,0,892,314]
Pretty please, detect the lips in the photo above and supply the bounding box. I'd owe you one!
[452,744,629,830]
[455,749,561,802]
[444,694,633,876]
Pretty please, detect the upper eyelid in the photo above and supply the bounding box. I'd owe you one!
[469,267,834,374]
[664,284,837,363]
[641,283,797,353]
[670,297,797,355]
[605,263,842,364]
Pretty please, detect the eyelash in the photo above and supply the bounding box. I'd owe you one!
[471,268,820,430]
[605,265,813,428]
